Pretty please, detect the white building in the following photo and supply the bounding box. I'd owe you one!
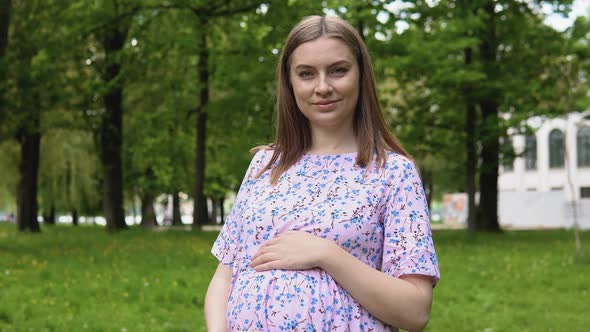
[497,111,590,229]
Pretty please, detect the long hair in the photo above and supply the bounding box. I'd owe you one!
[254,15,410,184]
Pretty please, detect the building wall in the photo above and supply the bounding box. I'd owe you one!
[497,111,590,229]
[499,190,590,229]
[442,191,590,229]
[499,112,590,200]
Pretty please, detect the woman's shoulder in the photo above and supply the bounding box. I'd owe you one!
[382,150,415,169]
[377,150,421,181]
[250,144,274,154]
[247,144,275,171]
[249,144,274,161]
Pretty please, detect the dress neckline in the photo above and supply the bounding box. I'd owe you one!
[302,151,358,157]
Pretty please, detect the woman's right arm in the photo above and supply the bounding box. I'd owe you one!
[204,263,232,332]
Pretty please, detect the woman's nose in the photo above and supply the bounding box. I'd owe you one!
[314,75,333,95]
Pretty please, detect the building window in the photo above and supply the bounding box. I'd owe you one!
[525,134,537,170]
[501,137,514,172]
[581,187,590,199]
[549,129,565,169]
[578,127,590,167]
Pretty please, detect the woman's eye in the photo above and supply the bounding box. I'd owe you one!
[298,71,314,79]
[331,67,348,75]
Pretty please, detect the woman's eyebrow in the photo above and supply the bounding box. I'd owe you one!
[293,60,352,70]
[328,60,352,67]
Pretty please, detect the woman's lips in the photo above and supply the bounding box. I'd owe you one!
[313,100,339,111]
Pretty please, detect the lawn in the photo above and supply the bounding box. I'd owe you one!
[0,223,588,331]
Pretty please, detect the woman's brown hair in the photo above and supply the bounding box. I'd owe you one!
[254,15,410,184]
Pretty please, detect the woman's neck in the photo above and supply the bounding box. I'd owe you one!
[307,125,358,155]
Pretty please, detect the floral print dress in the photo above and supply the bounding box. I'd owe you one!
[212,149,440,331]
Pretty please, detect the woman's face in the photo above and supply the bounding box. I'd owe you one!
[289,37,360,132]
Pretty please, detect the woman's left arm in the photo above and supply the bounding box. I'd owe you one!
[321,239,433,331]
[250,231,433,332]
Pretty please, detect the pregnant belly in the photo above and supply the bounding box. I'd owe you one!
[227,268,357,331]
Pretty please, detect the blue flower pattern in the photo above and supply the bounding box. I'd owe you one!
[212,150,440,331]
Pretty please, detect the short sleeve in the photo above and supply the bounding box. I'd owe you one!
[211,149,268,268]
[380,158,440,286]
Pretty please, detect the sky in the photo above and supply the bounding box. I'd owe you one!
[380,0,590,33]
[544,0,590,31]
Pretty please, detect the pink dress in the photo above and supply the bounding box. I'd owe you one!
[212,149,440,331]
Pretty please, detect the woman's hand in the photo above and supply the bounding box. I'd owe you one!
[249,231,335,271]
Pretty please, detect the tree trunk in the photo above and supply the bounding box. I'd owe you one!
[355,4,365,41]
[193,15,209,230]
[210,198,218,225]
[100,25,128,232]
[219,196,225,224]
[140,192,158,229]
[44,205,56,225]
[16,123,41,233]
[72,209,78,226]
[478,100,501,232]
[172,191,182,226]
[132,192,139,224]
[464,46,478,234]
[477,1,501,232]
[0,0,10,57]
[466,101,478,233]
[421,168,433,210]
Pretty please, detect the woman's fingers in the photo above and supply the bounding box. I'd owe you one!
[249,231,325,271]
[252,259,281,272]
[250,250,279,268]
[251,235,284,261]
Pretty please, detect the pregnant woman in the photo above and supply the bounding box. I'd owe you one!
[205,15,440,332]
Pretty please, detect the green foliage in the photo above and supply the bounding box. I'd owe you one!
[2,0,588,225]
[0,141,19,211]
[374,0,587,200]
[38,128,101,216]
[121,6,196,201]
[1,0,72,138]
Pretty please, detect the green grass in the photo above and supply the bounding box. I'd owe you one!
[431,229,590,332]
[0,223,219,332]
[0,223,589,331]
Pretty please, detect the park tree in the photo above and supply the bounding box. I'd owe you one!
[67,0,148,231]
[471,0,573,231]
[2,1,105,229]
[2,0,72,232]
[121,6,218,228]
[122,0,274,229]
[92,1,135,231]
[179,0,270,229]
[6,0,43,232]
[386,0,575,232]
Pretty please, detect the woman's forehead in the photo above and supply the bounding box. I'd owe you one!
[289,37,356,67]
